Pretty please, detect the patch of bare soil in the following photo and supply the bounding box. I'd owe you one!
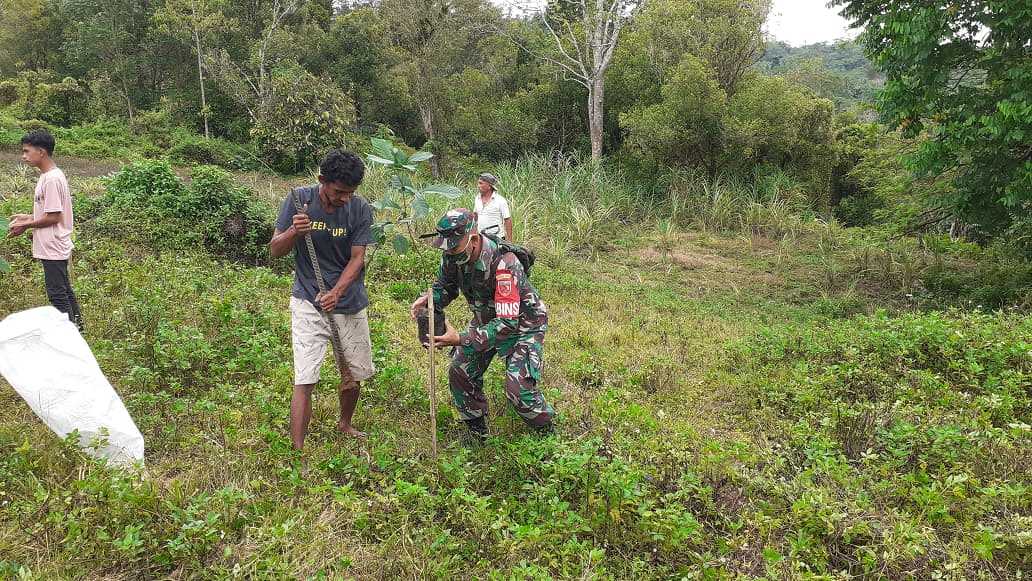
[637,239,785,294]
[1,151,306,202]
[639,246,735,270]
[0,150,121,178]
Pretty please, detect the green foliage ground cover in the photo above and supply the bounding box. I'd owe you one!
[0,160,1029,578]
[0,109,262,171]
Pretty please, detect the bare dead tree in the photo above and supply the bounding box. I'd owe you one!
[205,0,299,123]
[501,0,644,162]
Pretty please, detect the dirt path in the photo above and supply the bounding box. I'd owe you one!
[0,151,306,197]
[0,151,122,178]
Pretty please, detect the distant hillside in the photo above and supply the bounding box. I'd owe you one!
[759,40,884,110]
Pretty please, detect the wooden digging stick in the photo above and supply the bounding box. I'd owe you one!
[427,288,438,457]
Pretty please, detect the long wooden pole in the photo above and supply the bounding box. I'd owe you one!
[427,288,438,457]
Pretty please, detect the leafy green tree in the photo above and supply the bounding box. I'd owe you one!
[759,40,883,108]
[622,56,836,204]
[250,64,356,173]
[780,57,853,108]
[620,55,727,176]
[626,0,769,97]
[729,75,837,205]
[380,0,490,176]
[58,0,158,123]
[831,121,883,225]
[446,67,542,159]
[440,31,563,159]
[196,0,333,141]
[204,0,301,125]
[0,70,84,125]
[833,0,1032,239]
[313,7,413,134]
[0,0,65,76]
[509,0,644,162]
[837,124,957,232]
[606,0,770,153]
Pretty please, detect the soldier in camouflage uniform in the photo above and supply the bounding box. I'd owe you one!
[411,208,555,440]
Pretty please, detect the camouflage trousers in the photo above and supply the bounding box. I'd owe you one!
[448,328,555,428]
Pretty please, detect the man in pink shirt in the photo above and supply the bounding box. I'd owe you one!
[9,130,83,331]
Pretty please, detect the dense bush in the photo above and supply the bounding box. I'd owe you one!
[167,129,261,171]
[0,110,21,150]
[1,109,262,171]
[922,243,1032,310]
[0,70,86,126]
[620,60,836,210]
[831,122,886,227]
[86,160,273,262]
[2,115,155,159]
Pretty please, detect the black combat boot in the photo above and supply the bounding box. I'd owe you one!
[533,421,555,436]
[464,416,488,444]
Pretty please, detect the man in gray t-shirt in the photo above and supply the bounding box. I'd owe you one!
[270,150,376,450]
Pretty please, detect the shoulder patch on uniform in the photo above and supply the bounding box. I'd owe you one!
[497,252,521,270]
[494,268,519,319]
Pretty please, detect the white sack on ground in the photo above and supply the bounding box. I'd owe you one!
[0,306,144,466]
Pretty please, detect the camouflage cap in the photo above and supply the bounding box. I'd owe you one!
[431,208,476,251]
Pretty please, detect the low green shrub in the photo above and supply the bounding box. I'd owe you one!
[0,110,22,150]
[0,71,86,126]
[85,160,273,262]
[923,249,1032,310]
[167,128,261,171]
[3,115,148,160]
[1,108,266,173]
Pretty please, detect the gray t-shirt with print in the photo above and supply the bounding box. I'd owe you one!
[275,185,373,314]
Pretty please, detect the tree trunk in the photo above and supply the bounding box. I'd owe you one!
[588,77,604,162]
[120,74,135,125]
[419,103,442,178]
[193,26,210,139]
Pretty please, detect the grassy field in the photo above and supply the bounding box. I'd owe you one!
[0,160,1028,579]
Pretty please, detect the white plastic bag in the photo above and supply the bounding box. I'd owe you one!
[0,306,144,466]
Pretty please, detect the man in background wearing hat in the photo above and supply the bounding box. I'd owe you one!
[410,209,554,441]
[473,173,512,240]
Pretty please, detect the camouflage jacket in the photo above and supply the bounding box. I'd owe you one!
[432,237,548,352]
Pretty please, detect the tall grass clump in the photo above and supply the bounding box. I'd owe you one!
[669,165,823,239]
[819,229,1032,310]
[435,156,834,267]
[482,153,661,252]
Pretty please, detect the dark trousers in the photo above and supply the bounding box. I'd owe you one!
[41,259,83,331]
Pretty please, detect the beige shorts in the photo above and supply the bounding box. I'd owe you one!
[290,296,376,385]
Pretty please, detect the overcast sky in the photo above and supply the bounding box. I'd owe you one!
[492,0,860,47]
[766,0,858,46]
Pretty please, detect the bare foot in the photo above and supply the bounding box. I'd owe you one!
[337,421,367,438]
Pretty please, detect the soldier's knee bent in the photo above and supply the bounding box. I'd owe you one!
[449,361,467,383]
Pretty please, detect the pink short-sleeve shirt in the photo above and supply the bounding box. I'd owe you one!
[32,168,74,260]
